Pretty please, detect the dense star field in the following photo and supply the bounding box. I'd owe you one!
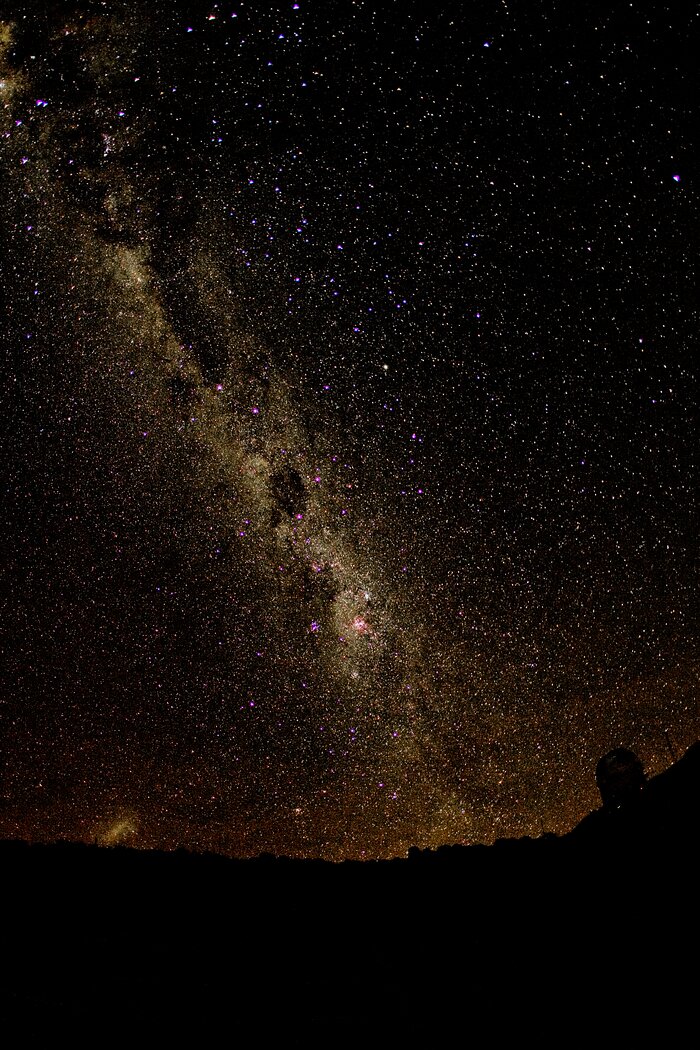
[0,1,697,859]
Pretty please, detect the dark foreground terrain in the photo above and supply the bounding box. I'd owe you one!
[2,744,699,1045]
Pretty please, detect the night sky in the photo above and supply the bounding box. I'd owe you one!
[0,0,697,860]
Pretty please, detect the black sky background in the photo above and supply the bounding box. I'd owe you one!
[0,0,697,858]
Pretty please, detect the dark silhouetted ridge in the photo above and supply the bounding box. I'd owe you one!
[2,743,698,1045]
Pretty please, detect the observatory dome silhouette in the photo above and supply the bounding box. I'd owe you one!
[595,747,647,809]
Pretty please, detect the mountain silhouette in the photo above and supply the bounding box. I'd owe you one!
[2,743,698,1045]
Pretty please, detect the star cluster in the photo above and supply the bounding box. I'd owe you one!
[0,1,696,859]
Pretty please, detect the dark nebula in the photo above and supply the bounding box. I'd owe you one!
[0,0,696,859]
